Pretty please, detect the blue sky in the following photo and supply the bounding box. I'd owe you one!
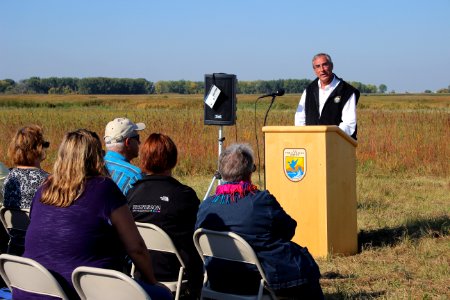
[1,0,449,93]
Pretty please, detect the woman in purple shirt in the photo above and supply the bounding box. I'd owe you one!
[17,129,172,300]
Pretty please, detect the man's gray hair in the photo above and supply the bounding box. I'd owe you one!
[105,142,125,152]
[312,53,333,67]
[219,143,254,182]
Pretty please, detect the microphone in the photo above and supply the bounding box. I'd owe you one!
[258,88,285,99]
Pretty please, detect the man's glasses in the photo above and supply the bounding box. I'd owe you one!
[128,135,140,143]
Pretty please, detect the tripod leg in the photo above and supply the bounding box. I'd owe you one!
[204,125,224,200]
[203,175,218,200]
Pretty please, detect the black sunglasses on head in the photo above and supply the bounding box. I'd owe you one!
[128,135,140,142]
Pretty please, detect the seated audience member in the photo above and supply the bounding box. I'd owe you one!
[196,143,324,299]
[17,129,172,300]
[0,161,8,204]
[0,161,9,253]
[104,117,145,195]
[3,125,49,209]
[127,133,203,299]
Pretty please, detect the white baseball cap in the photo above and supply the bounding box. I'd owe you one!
[104,117,145,144]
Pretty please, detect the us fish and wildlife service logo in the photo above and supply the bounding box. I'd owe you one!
[284,148,306,182]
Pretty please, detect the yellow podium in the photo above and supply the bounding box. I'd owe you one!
[262,126,357,257]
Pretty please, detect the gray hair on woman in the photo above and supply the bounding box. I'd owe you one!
[219,143,254,182]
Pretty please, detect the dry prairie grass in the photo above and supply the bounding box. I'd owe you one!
[0,93,449,299]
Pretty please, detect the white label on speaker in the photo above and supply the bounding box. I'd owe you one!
[205,84,221,109]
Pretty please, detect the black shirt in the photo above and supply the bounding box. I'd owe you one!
[127,175,203,296]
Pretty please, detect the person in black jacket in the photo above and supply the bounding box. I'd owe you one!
[127,133,203,299]
[196,143,323,299]
[295,53,360,140]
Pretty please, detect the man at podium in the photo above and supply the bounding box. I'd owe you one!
[294,53,360,140]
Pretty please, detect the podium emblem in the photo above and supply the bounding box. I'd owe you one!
[284,148,306,182]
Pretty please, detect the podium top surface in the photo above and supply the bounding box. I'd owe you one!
[262,125,357,147]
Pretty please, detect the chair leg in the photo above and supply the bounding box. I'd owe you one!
[6,240,12,254]
[174,268,184,300]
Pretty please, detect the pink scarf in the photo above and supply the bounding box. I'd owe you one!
[212,181,259,204]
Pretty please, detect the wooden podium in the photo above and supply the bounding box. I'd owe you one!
[262,126,357,257]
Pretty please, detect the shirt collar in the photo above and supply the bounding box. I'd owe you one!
[104,150,129,162]
[317,74,340,91]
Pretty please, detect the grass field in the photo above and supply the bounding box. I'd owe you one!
[0,93,449,299]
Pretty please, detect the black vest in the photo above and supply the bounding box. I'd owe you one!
[305,75,360,140]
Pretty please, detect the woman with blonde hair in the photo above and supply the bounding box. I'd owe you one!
[3,124,49,209]
[16,129,172,300]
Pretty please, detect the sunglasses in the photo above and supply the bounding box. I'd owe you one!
[128,135,140,143]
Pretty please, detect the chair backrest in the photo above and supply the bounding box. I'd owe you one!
[133,222,186,300]
[72,266,151,300]
[135,222,186,269]
[0,253,69,300]
[193,228,269,282]
[193,228,275,300]
[0,207,30,233]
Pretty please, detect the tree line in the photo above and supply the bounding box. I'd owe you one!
[2,76,445,95]
[0,77,153,95]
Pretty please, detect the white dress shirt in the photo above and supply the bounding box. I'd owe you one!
[294,76,357,137]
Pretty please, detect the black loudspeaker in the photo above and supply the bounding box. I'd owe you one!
[204,73,237,126]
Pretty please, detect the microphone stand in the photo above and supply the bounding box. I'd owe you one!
[254,94,278,190]
[263,95,276,127]
[262,95,276,189]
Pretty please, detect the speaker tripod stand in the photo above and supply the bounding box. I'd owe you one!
[203,125,225,200]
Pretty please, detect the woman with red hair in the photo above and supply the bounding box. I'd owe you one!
[127,133,203,299]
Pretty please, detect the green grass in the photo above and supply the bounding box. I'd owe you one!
[0,93,449,298]
[180,173,449,299]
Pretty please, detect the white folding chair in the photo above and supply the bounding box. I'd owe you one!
[0,253,69,300]
[72,266,151,300]
[0,207,30,253]
[132,222,187,300]
[193,228,276,300]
